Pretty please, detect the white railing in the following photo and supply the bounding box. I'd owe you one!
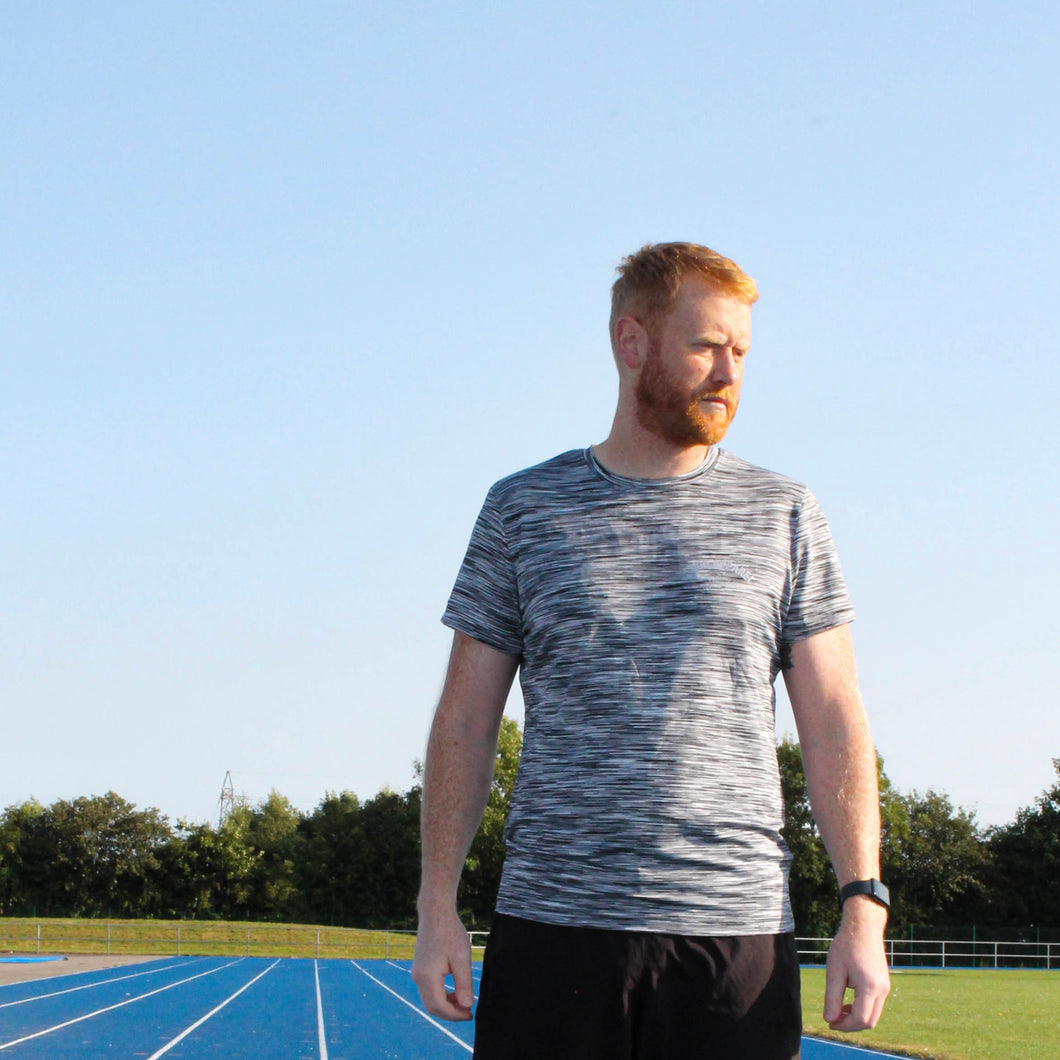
[0,921,419,960]
[797,936,1059,969]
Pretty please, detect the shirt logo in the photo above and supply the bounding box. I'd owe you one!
[695,559,752,584]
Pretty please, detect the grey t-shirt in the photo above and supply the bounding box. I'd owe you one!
[443,447,854,935]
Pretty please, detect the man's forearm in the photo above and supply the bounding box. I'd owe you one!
[784,625,882,886]
[418,632,519,910]
[800,695,881,888]
[419,697,501,908]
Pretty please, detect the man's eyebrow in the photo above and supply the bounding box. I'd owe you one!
[695,331,748,347]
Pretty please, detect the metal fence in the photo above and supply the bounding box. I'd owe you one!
[5,921,1058,969]
[0,921,418,960]
[797,936,1060,969]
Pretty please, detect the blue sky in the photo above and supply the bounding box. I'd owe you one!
[3,3,1058,829]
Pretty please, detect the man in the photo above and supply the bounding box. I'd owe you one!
[412,243,890,1058]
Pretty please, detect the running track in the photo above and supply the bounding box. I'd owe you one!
[0,957,902,1057]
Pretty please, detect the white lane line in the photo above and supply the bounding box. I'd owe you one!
[350,961,472,1054]
[0,959,244,1052]
[145,959,280,1059]
[0,959,201,1009]
[314,959,328,1060]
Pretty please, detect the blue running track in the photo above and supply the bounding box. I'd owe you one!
[0,956,903,1058]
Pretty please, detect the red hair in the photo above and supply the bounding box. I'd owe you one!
[610,242,758,340]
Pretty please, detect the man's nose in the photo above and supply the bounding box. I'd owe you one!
[710,349,738,386]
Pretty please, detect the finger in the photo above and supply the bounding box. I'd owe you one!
[822,964,847,1025]
[846,985,877,1030]
[413,960,458,1020]
[867,991,886,1029]
[863,982,888,1030]
[827,984,885,1032]
[443,988,474,1020]
[843,968,890,1030]
[826,1003,853,1030]
[413,972,447,1017]
[420,981,472,1021]
[451,951,475,1011]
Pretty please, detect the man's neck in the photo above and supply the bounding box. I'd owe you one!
[592,430,712,480]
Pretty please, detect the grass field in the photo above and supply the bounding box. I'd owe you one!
[801,967,1060,1060]
[0,916,421,960]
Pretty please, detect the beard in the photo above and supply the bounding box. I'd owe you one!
[634,346,738,448]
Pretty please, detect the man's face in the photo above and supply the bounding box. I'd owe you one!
[634,278,752,448]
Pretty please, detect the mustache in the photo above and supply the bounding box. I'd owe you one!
[693,387,737,410]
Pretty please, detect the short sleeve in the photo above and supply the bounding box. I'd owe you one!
[782,490,856,644]
[442,486,524,656]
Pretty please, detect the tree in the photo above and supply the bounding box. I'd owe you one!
[152,819,228,919]
[884,789,986,932]
[0,793,172,917]
[354,787,421,927]
[0,800,44,915]
[243,791,304,919]
[213,804,268,919]
[297,791,364,926]
[987,759,1060,927]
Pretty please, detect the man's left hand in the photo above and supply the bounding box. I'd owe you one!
[823,898,890,1031]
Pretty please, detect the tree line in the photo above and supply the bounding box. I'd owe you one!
[1,720,1057,939]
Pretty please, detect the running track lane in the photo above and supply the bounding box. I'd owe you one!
[0,958,198,1011]
[320,959,476,1057]
[0,957,263,1057]
[1,958,904,1058]
[0,958,477,1059]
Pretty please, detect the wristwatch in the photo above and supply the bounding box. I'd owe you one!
[838,878,890,910]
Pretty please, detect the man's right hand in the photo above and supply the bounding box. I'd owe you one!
[411,908,475,1021]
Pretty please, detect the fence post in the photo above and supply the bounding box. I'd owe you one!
[177,925,181,957]
[107,924,111,955]
[246,929,250,957]
[994,942,998,969]
[316,930,320,958]
[385,931,390,958]
[36,923,41,954]
[941,941,946,969]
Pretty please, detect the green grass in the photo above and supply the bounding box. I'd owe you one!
[0,916,420,960]
[801,967,1060,1060]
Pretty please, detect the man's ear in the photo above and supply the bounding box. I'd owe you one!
[613,315,649,370]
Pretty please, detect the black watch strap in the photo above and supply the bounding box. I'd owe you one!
[838,878,890,910]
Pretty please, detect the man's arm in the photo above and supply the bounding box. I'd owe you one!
[783,624,890,1032]
[411,631,519,1021]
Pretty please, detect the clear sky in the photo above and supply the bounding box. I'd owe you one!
[3,3,1058,830]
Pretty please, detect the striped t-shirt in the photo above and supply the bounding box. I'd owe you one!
[443,446,854,935]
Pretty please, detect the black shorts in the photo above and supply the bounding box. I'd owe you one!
[473,914,802,1060]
